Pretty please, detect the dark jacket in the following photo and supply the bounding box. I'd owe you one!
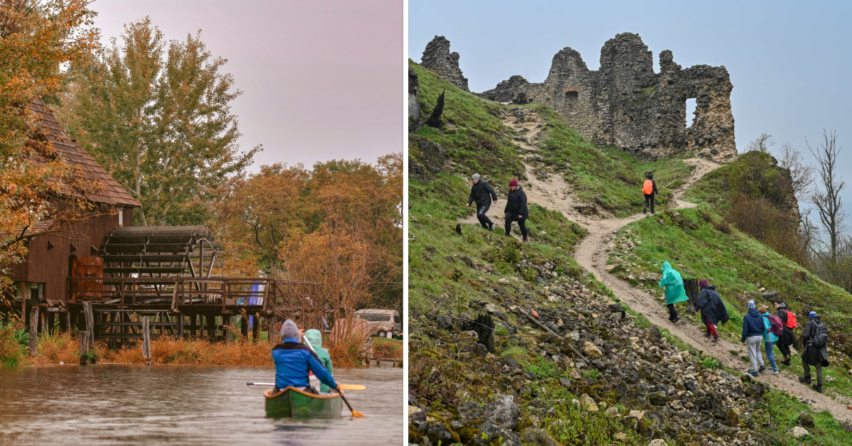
[776,304,795,346]
[468,181,498,206]
[696,285,729,326]
[801,318,830,367]
[272,338,338,390]
[504,186,529,219]
[741,308,765,342]
[645,175,658,196]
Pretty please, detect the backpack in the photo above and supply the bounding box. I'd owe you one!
[642,179,654,195]
[786,311,797,329]
[811,322,830,349]
[764,314,784,336]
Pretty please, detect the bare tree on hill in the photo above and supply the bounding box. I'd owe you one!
[779,142,815,200]
[808,130,845,265]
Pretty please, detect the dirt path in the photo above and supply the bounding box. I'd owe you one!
[464,108,852,422]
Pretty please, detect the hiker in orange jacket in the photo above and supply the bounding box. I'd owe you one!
[643,173,658,214]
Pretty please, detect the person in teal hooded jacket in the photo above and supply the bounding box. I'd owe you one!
[304,329,334,393]
[659,261,688,323]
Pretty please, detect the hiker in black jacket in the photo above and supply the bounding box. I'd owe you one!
[773,298,794,365]
[642,173,659,214]
[466,173,498,231]
[799,311,830,393]
[696,280,728,343]
[504,179,529,242]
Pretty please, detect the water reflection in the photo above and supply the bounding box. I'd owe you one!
[0,366,403,445]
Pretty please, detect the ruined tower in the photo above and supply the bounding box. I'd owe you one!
[421,36,469,92]
[422,34,737,162]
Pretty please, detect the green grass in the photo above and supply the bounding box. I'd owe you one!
[410,58,852,442]
[613,205,852,397]
[411,60,695,218]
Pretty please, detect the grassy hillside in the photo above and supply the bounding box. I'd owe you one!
[408,61,852,445]
[610,205,852,397]
[410,61,693,218]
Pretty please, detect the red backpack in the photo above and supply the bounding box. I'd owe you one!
[764,314,784,336]
[786,311,797,329]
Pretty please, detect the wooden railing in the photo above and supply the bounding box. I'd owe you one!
[65,277,300,313]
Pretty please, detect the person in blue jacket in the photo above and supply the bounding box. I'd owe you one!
[741,300,766,377]
[272,319,341,394]
[759,305,780,375]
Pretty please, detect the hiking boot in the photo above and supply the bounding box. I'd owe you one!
[488,222,494,232]
[812,383,823,393]
[712,337,719,344]
[523,236,529,243]
[782,356,791,366]
[799,376,812,384]
[758,365,766,373]
[704,333,711,339]
[769,368,779,375]
[748,370,759,377]
[672,315,681,323]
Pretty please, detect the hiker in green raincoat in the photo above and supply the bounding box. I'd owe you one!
[305,329,334,393]
[659,261,688,323]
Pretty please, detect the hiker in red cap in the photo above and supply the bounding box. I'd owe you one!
[695,279,728,343]
[504,179,529,242]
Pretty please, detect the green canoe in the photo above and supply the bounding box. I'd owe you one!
[264,387,343,418]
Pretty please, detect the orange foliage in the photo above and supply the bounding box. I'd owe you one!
[27,332,364,367]
[0,0,99,292]
[212,155,403,341]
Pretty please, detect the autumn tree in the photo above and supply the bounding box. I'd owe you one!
[0,0,99,292]
[213,154,403,316]
[59,17,258,226]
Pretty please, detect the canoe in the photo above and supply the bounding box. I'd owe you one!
[264,387,343,418]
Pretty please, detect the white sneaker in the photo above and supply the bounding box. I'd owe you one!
[769,368,779,375]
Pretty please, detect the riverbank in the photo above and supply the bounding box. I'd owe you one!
[1,323,403,367]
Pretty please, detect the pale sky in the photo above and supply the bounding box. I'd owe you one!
[410,0,852,232]
[92,0,403,171]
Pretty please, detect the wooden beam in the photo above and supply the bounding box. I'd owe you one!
[28,307,39,356]
[141,317,152,365]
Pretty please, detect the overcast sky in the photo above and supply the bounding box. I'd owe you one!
[93,0,403,171]
[410,0,852,229]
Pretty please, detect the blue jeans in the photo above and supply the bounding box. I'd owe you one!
[765,341,777,369]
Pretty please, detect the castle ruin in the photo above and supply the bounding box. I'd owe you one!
[421,34,737,162]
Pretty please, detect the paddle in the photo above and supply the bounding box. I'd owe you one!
[247,382,366,391]
[302,335,365,418]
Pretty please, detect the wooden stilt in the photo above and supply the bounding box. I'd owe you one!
[252,313,259,343]
[224,316,231,344]
[267,315,276,344]
[141,316,152,365]
[83,302,94,346]
[29,307,39,356]
[79,331,90,365]
[240,309,249,340]
[206,314,215,342]
[177,314,184,339]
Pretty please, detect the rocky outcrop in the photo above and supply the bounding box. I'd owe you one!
[409,250,775,445]
[421,36,469,92]
[425,34,737,163]
[409,67,421,130]
[408,135,447,180]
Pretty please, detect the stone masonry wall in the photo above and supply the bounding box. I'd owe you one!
[423,34,737,162]
[421,36,469,92]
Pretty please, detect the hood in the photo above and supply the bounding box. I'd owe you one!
[280,319,300,340]
[305,329,323,349]
[747,308,762,318]
[704,285,717,291]
[661,261,673,274]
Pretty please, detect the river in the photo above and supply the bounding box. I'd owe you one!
[0,365,403,445]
